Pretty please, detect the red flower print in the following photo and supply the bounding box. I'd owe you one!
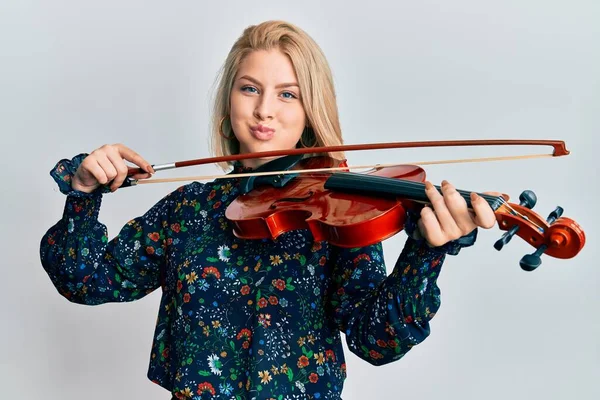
[240,285,250,295]
[353,253,370,265]
[319,256,327,266]
[268,296,278,305]
[376,339,387,348]
[183,293,191,303]
[369,350,383,360]
[242,341,250,349]
[162,347,169,359]
[309,373,319,383]
[388,340,398,348]
[177,281,183,292]
[213,201,222,209]
[258,298,268,308]
[404,315,413,324]
[202,267,221,279]
[171,223,181,233]
[272,279,286,291]
[207,190,216,200]
[236,328,252,341]
[298,355,309,368]
[146,246,155,255]
[197,382,216,396]
[326,349,336,362]
[148,232,160,242]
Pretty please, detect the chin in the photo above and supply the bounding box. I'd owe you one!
[241,140,295,154]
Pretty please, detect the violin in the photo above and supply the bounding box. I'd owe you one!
[125,139,586,271]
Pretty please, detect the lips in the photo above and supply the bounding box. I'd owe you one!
[250,124,275,140]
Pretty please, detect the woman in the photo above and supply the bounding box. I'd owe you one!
[40,20,497,399]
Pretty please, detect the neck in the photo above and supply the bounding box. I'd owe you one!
[324,172,505,211]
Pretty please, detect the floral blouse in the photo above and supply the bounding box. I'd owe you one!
[40,154,477,400]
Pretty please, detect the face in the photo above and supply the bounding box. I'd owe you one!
[229,49,307,169]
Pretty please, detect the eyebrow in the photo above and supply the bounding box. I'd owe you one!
[238,75,299,89]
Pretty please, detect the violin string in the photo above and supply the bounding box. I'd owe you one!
[494,197,545,232]
[323,172,547,232]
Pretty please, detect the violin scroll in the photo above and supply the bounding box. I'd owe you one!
[493,190,585,271]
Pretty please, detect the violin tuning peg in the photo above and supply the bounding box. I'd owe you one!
[494,225,520,251]
[519,244,548,272]
[546,206,564,224]
[519,190,537,209]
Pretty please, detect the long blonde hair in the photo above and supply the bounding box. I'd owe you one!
[209,20,345,169]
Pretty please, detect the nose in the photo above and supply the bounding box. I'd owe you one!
[253,94,275,121]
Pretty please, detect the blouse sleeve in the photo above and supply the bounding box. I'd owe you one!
[329,209,478,366]
[39,154,184,305]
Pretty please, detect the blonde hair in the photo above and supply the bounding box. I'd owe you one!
[209,20,345,169]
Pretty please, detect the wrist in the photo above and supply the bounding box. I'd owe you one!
[71,175,98,194]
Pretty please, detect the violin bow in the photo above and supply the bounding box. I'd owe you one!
[121,139,585,271]
[125,139,570,185]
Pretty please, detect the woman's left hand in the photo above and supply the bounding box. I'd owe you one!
[415,180,506,247]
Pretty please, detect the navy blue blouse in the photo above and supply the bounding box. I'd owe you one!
[40,154,476,399]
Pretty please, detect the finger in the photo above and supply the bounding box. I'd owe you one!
[131,172,153,180]
[470,192,497,229]
[418,205,446,247]
[115,144,155,174]
[95,153,118,185]
[440,180,477,235]
[81,157,109,186]
[105,148,130,191]
[424,181,463,239]
[482,191,510,201]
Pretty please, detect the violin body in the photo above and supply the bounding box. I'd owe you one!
[225,154,585,270]
[225,156,426,248]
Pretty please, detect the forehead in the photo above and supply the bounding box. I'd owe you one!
[236,49,299,84]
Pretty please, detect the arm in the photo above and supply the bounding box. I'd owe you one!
[329,210,477,366]
[39,154,184,305]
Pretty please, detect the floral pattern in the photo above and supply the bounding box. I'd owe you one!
[40,154,476,399]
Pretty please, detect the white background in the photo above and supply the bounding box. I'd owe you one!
[1,1,598,399]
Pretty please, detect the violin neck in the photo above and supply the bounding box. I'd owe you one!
[324,172,505,211]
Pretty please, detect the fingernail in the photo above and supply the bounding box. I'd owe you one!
[425,181,433,190]
[441,180,448,187]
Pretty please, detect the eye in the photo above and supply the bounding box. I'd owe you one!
[241,85,258,94]
[281,91,298,99]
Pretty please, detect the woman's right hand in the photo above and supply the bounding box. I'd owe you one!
[71,143,155,193]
